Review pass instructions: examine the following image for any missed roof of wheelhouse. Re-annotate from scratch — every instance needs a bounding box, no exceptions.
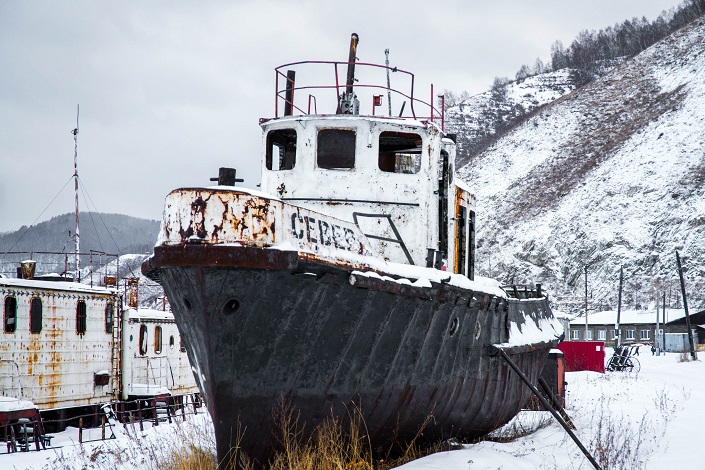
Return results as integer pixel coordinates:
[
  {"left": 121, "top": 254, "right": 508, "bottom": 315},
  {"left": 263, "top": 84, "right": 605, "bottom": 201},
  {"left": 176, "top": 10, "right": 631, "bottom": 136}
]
[{"left": 258, "top": 33, "right": 447, "bottom": 133}]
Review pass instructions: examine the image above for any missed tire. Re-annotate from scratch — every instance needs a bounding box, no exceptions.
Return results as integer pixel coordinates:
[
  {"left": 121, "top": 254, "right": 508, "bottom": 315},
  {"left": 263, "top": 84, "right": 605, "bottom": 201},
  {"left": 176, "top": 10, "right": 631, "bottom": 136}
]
[{"left": 628, "top": 358, "right": 641, "bottom": 373}]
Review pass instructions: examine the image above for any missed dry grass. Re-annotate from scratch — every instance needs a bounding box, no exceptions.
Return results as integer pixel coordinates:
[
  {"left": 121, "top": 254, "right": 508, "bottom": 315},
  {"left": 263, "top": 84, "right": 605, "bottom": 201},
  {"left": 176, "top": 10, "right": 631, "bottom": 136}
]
[{"left": 267, "top": 399, "right": 445, "bottom": 470}]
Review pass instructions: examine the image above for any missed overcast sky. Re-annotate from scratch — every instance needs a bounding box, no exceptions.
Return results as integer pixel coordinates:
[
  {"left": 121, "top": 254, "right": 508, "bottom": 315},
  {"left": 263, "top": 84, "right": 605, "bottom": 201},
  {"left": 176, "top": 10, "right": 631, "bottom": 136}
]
[{"left": 0, "top": 0, "right": 683, "bottom": 237}]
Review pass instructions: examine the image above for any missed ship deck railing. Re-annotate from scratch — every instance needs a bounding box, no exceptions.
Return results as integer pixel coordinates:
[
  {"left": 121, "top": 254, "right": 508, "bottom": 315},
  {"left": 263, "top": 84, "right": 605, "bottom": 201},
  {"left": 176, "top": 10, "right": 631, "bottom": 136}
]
[
  {"left": 503, "top": 284, "right": 546, "bottom": 299},
  {"left": 270, "top": 60, "right": 446, "bottom": 131}
]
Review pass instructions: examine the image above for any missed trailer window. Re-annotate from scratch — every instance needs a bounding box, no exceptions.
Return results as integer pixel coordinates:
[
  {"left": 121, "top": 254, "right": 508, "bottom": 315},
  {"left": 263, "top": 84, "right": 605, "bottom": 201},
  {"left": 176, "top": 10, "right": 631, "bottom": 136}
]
[
  {"left": 154, "top": 326, "right": 163, "bottom": 354},
  {"left": 266, "top": 128, "right": 297, "bottom": 170},
  {"left": 30, "top": 297, "right": 42, "bottom": 334},
  {"left": 105, "top": 302, "right": 114, "bottom": 334},
  {"left": 317, "top": 129, "right": 355, "bottom": 169},
  {"left": 76, "top": 300, "right": 87, "bottom": 335},
  {"left": 139, "top": 324, "right": 148, "bottom": 356},
  {"left": 4, "top": 296, "right": 17, "bottom": 333},
  {"left": 378, "top": 131, "right": 422, "bottom": 174}
]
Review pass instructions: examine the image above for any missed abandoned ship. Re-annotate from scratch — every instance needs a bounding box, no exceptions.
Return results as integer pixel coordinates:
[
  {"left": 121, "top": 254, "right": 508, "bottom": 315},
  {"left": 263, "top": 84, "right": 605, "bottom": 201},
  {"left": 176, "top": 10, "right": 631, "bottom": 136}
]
[{"left": 142, "top": 34, "right": 564, "bottom": 467}]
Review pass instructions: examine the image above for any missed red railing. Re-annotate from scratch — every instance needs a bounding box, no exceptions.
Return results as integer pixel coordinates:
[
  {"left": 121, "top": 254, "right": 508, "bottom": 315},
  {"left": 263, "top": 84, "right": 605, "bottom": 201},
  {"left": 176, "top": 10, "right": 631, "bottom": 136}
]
[{"left": 270, "top": 60, "right": 444, "bottom": 130}]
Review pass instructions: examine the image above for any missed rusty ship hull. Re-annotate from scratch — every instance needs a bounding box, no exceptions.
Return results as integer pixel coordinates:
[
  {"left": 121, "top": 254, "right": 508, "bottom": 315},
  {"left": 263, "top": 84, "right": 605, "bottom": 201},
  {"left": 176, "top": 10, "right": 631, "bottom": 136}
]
[
  {"left": 144, "top": 243, "right": 559, "bottom": 466},
  {"left": 143, "top": 35, "right": 563, "bottom": 467}
]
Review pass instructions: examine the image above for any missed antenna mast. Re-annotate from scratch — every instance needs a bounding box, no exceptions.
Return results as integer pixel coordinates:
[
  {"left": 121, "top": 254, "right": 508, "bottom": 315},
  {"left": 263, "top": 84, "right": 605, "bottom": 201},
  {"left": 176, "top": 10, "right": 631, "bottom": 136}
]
[
  {"left": 72, "top": 105, "right": 80, "bottom": 282},
  {"left": 385, "top": 48, "right": 392, "bottom": 117}
]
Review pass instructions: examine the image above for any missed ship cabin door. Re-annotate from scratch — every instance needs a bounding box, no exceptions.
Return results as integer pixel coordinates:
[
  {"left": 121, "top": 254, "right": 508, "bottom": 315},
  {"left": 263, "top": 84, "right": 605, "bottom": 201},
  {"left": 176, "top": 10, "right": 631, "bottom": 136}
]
[{"left": 453, "top": 185, "right": 475, "bottom": 279}]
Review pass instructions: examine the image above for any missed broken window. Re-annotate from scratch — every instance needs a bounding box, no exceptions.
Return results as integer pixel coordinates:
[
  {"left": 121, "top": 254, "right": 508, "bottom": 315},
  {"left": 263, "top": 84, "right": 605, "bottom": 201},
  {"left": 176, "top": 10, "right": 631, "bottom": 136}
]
[
  {"left": 266, "top": 128, "right": 297, "bottom": 170},
  {"left": 317, "top": 128, "right": 356, "bottom": 169},
  {"left": 105, "top": 302, "right": 114, "bottom": 334},
  {"left": 4, "top": 296, "right": 16, "bottom": 333},
  {"left": 378, "top": 131, "right": 422, "bottom": 174},
  {"left": 139, "top": 324, "right": 148, "bottom": 356},
  {"left": 76, "top": 300, "right": 87, "bottom": 335},
  {"left": 30, "top": 297, "right": 42, "bottom": 334}
]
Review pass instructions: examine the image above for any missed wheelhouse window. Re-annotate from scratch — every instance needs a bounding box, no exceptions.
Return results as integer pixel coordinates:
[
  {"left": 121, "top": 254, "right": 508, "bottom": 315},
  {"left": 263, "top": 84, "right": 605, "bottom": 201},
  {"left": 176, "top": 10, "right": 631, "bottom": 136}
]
[
  {"left": 378, "top": 131, "right": 422, "bottom": 174},
  {"left": 266, "top": 128, "right": 297, "bottom": 170},
  {"left": 30, "top": 297, "right": 42, "bottom": 334},
  {"left": 76, "top": 300, "right": 87, "bottom": 335},
  {"left": 105, "top": 302, "right": 114, "bottom": 334},
  {"left": 154, "top": 326, "right": 163, "bottom": 354},
  {"left": 317, "top": 128, "right": 356, "bottom": 169},
  {"left": 4, "top": 296, "right": 17, "bottom": 333},
  {"left": 139, "top": 324, "right": 148, "bottom": 356}
]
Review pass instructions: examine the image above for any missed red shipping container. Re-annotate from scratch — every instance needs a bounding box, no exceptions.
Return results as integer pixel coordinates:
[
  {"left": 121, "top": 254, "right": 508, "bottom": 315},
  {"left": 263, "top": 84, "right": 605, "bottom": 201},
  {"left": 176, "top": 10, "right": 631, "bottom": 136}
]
[{"left": 555, "top": 341, "right": 605, "bottom": 373}]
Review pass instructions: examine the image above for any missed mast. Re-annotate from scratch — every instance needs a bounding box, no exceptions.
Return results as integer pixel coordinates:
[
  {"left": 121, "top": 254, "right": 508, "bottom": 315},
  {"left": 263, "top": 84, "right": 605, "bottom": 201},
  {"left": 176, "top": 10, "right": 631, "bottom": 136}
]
[
  {"left": 72, "top": 105, "right": 80, "bottom": 282},
  {"left": 385, "top": 48, "right": 392, "bottom": 117}
]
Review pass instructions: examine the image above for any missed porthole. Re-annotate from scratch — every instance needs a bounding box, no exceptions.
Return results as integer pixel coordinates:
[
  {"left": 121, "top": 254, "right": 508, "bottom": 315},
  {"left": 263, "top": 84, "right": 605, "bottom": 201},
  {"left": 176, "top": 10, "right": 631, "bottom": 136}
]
[
  {"left": 449, "top": 318, "right": 459, "bottom": 336},
  {"left": 222, "top": 298, "right": 240, "bottom": 316},
  {"left": 183, "top": 297, "right": 192, "bottom": 310}
]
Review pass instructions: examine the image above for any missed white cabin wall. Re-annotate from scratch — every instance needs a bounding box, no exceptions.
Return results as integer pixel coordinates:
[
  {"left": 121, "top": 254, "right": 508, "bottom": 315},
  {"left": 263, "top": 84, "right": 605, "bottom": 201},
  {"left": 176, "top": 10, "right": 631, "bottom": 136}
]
[
  {"left": 260, "top": 117, "right": 443, "bottom": 266},
  {"left": 0, "top": 283, "right": 115, "bottom": 408},
  {"left": 121, "top": 308, "right": 198, "bottom": 399}
]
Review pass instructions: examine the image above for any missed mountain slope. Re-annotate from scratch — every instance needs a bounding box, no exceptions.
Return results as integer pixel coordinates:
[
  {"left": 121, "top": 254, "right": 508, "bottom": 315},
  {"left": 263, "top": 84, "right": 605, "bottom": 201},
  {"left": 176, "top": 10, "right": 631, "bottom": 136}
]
[
  {"left": 445, "top": 69, "right": 583, "bottom": 165},
  {"left": 457, "top": 19, "right": 705, "bottom": 313},
  {"left": 0, "top": 212, "right": 159, "bottom": 255}
]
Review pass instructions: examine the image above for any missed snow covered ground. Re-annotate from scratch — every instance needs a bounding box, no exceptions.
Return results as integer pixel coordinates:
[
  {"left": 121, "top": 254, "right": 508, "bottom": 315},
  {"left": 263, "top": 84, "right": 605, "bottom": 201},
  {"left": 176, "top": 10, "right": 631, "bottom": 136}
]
[{"left": 3, "top": 349, "right": 702, "bottom": 469}]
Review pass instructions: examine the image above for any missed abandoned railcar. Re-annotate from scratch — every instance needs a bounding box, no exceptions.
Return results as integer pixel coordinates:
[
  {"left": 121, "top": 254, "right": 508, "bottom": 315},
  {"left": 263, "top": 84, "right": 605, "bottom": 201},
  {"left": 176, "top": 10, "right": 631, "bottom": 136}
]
[{"left": 1, "top": 260, "right": 198, "bottom": 431}]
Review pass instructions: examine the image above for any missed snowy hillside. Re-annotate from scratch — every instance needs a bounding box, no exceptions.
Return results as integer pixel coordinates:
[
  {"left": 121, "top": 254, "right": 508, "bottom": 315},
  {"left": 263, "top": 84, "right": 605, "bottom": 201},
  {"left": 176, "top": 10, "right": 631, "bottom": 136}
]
[
  {"left": 445, "top": 69, "right": 583, "bottom": 165},
  {"left": 457, "top": 19, "right": 705, "bottom": 314}
]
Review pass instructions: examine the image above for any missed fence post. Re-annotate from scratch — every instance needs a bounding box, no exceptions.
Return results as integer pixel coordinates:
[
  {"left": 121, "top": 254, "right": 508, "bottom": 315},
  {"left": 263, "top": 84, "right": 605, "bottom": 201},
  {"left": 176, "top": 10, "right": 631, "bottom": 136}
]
[
  {"left": 138, "top": 400, "right": 144, "bottom": 432},
  {"left": 79, "top": 418, "right": 83, "bottom": 444},
  {"left": 102, "top": 415, "right": 106, "bottom": 440}
]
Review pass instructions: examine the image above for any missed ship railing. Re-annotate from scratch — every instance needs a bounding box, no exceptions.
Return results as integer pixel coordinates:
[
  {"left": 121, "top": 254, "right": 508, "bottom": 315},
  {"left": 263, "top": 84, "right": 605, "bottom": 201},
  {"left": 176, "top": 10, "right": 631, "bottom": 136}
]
[
  {"left": 0, "top": 250, "right": 120, "bottom": 288},
  {"left": 503, "top": 284, "right": 546, "bottom": 299},
  {"left": 271, "top": 60, "right": 445, "bottom": 130}
]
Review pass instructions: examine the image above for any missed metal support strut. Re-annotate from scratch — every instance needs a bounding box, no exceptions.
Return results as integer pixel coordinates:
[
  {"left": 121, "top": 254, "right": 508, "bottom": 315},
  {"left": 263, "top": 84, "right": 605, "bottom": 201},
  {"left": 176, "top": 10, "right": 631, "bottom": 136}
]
[{"left": 498, "top": 348, "right": 601, "bottom": 470}]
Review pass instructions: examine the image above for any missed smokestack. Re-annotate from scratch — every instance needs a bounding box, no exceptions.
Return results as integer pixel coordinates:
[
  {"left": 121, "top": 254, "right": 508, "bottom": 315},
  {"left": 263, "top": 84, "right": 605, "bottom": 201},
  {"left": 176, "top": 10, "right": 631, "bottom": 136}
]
[
  {"left": 345, "top": 33, "right": 359, "bottom": 95},
  {"left": 20, "top": 260, "right": 36, "bottom": 280},
  {"left": 339, "top": 33, "right": 360, "bottom": 115}
]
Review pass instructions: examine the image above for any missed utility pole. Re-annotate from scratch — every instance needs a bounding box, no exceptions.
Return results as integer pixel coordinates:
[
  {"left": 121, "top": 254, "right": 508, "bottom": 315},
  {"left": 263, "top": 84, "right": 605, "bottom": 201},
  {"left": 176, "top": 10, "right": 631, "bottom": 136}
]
[
  {"left": 584, "top": 265, "right": 588, "bottom": 340},
  {"left": 675, "top": 250, "right": 697, "bottom": 360},
  {"left": 655, "top": 293, "right": 660, "bottom": 356},
  {"left": 662, "top": 291, "right": 666, "bottom": 352},
  {"left": 616, "top": 266, "right": 623, "bottom": 349}
]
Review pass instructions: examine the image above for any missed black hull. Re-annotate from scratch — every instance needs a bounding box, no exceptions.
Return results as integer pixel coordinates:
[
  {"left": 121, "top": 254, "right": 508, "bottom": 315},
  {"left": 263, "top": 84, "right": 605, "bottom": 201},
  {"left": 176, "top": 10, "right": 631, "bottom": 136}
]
[{"left": 146, "top": 246, "right": 559, "bottom": 467}]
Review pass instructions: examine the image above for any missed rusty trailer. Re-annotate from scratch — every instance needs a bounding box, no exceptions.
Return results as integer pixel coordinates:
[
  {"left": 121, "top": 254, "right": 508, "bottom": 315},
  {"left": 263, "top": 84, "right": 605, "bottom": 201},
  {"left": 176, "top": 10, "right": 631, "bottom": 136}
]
[{"left": 1, "top": 255, "right": 198, "bottom": 435}]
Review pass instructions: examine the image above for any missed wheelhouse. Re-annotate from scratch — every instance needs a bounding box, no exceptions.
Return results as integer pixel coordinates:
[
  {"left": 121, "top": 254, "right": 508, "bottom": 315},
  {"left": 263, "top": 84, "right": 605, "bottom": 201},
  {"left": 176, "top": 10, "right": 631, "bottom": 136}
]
[{"left": 258, "top": 38, "right": 476, "bottom": 277}]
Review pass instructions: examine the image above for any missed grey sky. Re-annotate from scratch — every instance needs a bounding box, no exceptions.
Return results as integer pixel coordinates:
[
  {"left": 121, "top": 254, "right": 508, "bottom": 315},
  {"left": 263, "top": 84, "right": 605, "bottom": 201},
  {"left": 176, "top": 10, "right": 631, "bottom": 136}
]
[{"left": 0, "top": 0, "right": 683, "bottom": 236}]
